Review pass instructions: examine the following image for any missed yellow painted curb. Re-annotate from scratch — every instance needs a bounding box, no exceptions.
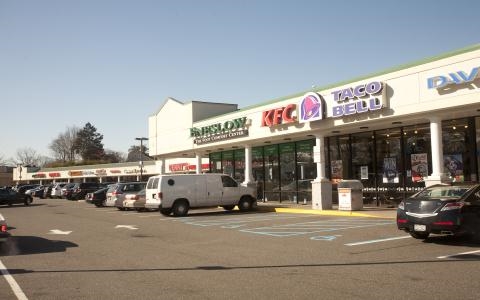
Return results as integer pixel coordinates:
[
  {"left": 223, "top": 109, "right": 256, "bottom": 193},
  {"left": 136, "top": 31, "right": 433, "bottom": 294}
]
[{"left": 269, "top": 207, "right": 395, "bottom": 219}]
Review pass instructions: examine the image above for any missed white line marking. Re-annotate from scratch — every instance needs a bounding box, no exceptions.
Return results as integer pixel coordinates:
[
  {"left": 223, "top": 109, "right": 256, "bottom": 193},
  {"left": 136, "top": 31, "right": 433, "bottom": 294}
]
[
  {"left": 437, "top": 250, "right": 480, "bottom": 259},
  {"left": 345, "top": 236, "right": 411, "bottom": 246},
  {"left": 0, "top": 259, "right": 29, "bottom": 300}
]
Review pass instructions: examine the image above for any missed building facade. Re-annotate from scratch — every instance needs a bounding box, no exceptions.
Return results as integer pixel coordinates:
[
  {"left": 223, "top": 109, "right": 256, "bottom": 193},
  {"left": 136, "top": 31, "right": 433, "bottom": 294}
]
[{"left": 149, "top": 44, "right": 480, "bottom": 209}]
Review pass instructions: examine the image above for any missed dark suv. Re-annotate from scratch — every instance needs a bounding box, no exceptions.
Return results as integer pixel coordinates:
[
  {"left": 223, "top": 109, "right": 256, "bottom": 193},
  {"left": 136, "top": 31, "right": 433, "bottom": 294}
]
[{"left": 69, "top": 182, "right": 103, "bottom": 200}]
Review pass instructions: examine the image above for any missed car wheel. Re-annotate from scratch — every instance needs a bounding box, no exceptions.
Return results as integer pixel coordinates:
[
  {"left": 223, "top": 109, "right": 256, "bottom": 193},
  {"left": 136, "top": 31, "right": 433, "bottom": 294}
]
[
  {"left": 410, "top": 232, "right": 429, "bottom": 239},
  {"left": 117, "top": 207, "right": 125, "bottom": 211},
  {"left": 222, "top": 205, "right": 235, "bottom": 211},
  {"left": 94, "top": 203, "right": 102, "bottom": 207},
  {"left": 101, "top": 200, "right": 107, "bottom": 207},
  {"left": 172, "top": 200, "right": 189, "bottom": 217},
  {"left": 160, "top": 208, "right": 172, "bottom": 216},
  {"left": 238, "top": 196, "right": 253, "bottom": 212},
  {"left": 24, "top": 197, "right": 33, "bottom": 206}
]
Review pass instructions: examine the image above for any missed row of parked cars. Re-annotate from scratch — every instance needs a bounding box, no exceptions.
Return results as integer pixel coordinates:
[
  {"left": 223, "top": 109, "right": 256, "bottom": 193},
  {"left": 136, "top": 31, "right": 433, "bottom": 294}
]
[{"left": 16, "top": 181, "right": 149, "bottom": 211}]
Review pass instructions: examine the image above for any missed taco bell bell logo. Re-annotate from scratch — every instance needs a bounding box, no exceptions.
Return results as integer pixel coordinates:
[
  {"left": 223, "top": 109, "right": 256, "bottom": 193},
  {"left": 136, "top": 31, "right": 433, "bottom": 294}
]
[{"left": 299, "top": 92, "right": 324, "bottom": 123}]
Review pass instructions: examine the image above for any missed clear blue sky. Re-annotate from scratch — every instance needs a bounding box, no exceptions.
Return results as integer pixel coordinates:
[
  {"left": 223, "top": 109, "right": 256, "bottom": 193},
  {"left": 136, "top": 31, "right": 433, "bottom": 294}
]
[{"left": 1, "top": 0, "right": 479, "bottom": 162}]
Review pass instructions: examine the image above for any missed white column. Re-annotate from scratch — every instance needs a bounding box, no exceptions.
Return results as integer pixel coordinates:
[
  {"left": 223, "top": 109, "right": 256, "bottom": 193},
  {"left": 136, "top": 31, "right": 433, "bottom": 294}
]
[
  {"left": 425, "top": 117, "right": 447, "bottom": 186},
  {"left": 314, "top": 135, "right": 327, "bottom": 181},
  {"left": 312, "top": 134, "right": 332, "bottom": 210},
  {"left": 195, "top": 153, "right": 202, "bottom": 174},
  {"left": 243, "top": 145, "right": 254, "bottom": 185}
]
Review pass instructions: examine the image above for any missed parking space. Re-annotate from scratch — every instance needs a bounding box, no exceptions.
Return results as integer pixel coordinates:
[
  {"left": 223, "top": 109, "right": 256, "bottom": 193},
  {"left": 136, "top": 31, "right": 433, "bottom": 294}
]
[{"left": 82, "top": 204, "right": 399, "bottom": 243}]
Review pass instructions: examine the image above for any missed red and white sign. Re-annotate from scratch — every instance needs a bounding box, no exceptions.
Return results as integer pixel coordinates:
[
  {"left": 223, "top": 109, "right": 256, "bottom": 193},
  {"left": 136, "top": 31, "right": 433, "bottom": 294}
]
[{"left": 261, "top": 104, "right": 296, "bottom": 127}]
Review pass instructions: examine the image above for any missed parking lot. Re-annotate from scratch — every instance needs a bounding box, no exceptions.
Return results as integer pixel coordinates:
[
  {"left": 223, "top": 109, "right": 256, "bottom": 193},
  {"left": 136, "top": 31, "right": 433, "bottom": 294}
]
[{"left": 1, "top": 198, "right": 480, "bottom": 299}]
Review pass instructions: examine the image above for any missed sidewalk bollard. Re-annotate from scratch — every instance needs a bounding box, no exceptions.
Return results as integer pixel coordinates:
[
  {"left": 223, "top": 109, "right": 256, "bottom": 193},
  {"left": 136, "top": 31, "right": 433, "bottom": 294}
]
[{"left": 303, "top": 198, "right": 307, "bottom": 205}]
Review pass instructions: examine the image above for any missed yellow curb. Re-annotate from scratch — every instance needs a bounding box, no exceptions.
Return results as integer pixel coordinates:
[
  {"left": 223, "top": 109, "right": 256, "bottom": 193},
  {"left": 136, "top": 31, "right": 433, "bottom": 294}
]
[{"left": 270, "top": 207, "right": 395, "bottom": 219}]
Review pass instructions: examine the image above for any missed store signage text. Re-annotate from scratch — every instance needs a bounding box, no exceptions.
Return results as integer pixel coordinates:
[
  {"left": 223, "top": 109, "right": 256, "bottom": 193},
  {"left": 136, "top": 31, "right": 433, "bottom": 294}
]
[
  {"left": 49, "top": 172, "right": 61, "bottom": 178},
  {"left": 194, "top": 129, "right": 249, "bottom": 145},
  {"left": 331, "top": 81, "right": 383, "bottom": 117},
  {"left": 191, "top": 117, "right": 249, "bottom": 145},
  {"left": 32, "top": 173, "right": 46, "bottom": 178},
  {"left": 190, "top": 117, "right": 248, "bottom": 137},
  {"left": 427, "top": 66, "right": 479, "bottom": 89},
  {"left": 69, "top": 171, "right": 83, "bottom": 176},
  {"left": 261, "top": 104, "right": 296, "bottom": 127}
]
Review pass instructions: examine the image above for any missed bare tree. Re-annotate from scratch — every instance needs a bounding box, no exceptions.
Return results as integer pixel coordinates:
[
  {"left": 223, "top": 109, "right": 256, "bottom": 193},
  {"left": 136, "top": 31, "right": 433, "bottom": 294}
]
[
  {"left": 49, "top": 126, "right": 79, "bottom": 162},
  {"left": 13, "top": 147, "right": 42, "bottom": 166},
  {"left": 0, "top": 154, "right": 7, "bottom": 165}
]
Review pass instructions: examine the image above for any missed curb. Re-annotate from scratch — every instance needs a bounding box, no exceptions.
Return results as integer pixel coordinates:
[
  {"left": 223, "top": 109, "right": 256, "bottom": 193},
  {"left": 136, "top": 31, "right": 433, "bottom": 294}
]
[{"left": 256, "top": 206, "right": 396, "bottom": 219}]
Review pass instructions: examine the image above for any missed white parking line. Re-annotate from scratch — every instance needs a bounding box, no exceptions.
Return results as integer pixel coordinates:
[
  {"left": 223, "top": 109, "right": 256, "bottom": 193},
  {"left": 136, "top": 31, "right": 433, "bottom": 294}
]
[
  {"left": 0, "top": 259, "right": 28, "bottom": 300},
  {"left": 345, "top": 236, "right": 411, "bottom": 246},
  {"left": 437, "top": 250, "right": 480, "bottom": 259}
]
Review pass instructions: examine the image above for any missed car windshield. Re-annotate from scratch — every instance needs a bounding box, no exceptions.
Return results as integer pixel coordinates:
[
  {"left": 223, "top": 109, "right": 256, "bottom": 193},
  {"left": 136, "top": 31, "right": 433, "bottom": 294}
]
[{"left": 414, "top": 185, "right": 475, "bottom": 199}]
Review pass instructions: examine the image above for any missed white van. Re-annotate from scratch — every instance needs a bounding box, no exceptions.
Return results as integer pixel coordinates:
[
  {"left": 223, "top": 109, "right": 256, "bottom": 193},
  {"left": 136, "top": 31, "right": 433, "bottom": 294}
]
[{"left": 145, "top": 173, "right": 256, "bottom": 217}]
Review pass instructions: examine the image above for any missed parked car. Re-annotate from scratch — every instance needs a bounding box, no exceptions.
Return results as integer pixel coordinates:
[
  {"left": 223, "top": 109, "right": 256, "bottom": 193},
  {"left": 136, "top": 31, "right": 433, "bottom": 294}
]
[
  {"left": 61, "top": 183, "right": 77, "bottom": 199},
  {"left": 0, "top": 188, "right": 33, "bottom": 206},
  {"left": 86, "top": 187, "right": 109, "bottom": 207},
  {"left": 51, "top": 183, "right": 67, "bottom": 198},
  {"left": 0, "top": 213, "right": 10, "bottom": 243},
  {"left": 43, "top": 184, "right": 54, "bottom": 198},
  {"left": 105, "top": 182, "right": 146, "bottom": 209},
  {"left": 122, "top": 189, "right": 147, "bottom": 211},
  {"left": 24, "top": 184, "right": 41, "bottom": 196},
  {"left": 69, "top": 182, "right": 103, "bottom": 200},
  {"left": 30, "top": 185, "right": 47, "bottom": 198},
  {"left": 397, "top": 183, "right": 480, "bottom": 239}
]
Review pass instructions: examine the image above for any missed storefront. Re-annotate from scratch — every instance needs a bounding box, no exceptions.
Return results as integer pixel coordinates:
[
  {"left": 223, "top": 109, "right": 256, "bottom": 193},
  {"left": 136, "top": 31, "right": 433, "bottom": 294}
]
[{"left": 153, "top": 45, "right": 480, "bottom": 208}]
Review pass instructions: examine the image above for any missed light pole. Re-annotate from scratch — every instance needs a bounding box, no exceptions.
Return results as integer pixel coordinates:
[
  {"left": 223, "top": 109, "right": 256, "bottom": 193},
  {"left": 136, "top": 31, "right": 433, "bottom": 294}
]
[{"left": 135, "top": 137, "right": 148, "bottom": 181}]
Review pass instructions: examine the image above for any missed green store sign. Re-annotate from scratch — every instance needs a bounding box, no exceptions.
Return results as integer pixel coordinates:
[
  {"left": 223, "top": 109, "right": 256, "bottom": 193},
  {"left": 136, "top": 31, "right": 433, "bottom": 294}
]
[{"left": 190, "top": 117, "right": 249, "bottom": 145}]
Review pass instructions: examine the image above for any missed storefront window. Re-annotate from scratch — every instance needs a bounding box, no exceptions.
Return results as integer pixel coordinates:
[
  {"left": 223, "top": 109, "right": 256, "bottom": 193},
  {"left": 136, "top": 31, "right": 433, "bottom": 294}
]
[
  {"left": 328, "top": 135, "right": 350, "bottom": 183},
  {"left": 442, "top": 118, "right": 475, "bottom": 182},
  {"left": 376, "top": 128, "right": 403, "bottom": 205},
  {"left": 264, "top": 145, "right": 279, "bottom": 200},
  {"left": 252, "top": 147, "right": 264, "bottom": 200},
  {"left": 403, "top": 123, "right": 430, "bottom": 191},
  {"left": 222, "top": 151, "right": 234, "bottom": 178},
  {"left": 296, "top": 139, "right": 315, "bottom": 202},
  {"left": 233, "top": 149, "right": 245, "bottom": 182},
  {"left": 279, "top": 143, "right": 295, "bottom": 202},
  {"left": 476, "top": 117, "right": 480, "bottom": 182},
  {"left": 209, "top": 152, "right": 222, "bottom": 173}
]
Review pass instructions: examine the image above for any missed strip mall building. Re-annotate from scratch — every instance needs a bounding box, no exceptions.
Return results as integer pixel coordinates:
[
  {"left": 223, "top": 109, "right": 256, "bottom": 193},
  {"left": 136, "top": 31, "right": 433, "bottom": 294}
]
[{"left": 14, "top": 45, "right": 480, "bottom": 209}]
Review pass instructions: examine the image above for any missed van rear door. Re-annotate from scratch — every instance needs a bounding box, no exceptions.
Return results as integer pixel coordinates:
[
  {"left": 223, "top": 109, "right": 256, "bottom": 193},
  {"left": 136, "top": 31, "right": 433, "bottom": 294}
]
[{"left": 145, "top": 176, "right": 160, "bottom": 208}]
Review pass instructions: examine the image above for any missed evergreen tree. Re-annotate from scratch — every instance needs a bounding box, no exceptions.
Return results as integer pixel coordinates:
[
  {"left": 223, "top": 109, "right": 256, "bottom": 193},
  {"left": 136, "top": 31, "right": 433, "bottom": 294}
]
[{"left": 74, "top": 122, "right": 105, "bottom": 161}]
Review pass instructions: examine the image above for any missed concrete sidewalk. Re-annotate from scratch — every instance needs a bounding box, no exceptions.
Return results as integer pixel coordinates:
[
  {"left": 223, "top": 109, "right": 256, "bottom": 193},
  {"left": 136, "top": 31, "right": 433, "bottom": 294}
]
[{"left": 256, "top": 202, "right": 397, "bottom": 219}]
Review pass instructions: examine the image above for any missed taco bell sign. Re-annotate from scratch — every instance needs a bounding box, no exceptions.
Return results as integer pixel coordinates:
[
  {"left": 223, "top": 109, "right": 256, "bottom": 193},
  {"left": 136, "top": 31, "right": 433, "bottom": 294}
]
[{"left": 298, "top": 92, "right": 324, "bottom": 123}]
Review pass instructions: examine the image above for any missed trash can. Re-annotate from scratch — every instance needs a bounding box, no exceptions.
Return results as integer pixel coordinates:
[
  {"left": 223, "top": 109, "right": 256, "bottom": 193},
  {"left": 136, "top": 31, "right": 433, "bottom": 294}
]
[{"left": 337, "top": 180, "right": 363, "bottom": 211}]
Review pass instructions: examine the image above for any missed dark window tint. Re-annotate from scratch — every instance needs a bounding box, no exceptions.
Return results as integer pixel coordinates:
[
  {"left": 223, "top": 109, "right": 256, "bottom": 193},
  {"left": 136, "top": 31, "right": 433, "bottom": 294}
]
[{"left": 221, "top": 176, "right": 238, "bottom": 187}]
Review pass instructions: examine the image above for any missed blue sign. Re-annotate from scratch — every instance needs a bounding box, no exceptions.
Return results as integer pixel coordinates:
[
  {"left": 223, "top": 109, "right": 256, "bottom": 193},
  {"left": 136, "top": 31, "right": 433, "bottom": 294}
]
[
  {"left": 427, "top": 66, "right": 479, "bottom": 89},
  {"left": 331, "top": 81, "right": 384, "bottom": 117}
]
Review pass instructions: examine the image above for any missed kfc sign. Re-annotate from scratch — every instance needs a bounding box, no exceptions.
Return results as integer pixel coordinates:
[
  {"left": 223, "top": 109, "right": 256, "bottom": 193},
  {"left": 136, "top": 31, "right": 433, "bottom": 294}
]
[{"left": 261, "top": 104, "right": 296, "bottom": 127}]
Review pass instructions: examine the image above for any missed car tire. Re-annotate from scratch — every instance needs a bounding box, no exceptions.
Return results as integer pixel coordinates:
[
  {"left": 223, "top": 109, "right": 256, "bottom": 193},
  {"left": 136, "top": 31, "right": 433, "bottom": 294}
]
[
  {"left": 24, "top": 197, "right": 33, "bottom": 206},
  {"left": 410, "top": 232, "right": 429, "bottom": 239},
  {"left": 172, "top": 200, "right": 189, "bottom": 217},
  {"left": 238, "top": 196, "right": 253, "bottom": 212},
  {"left": 94, "top": 203, "right": 102, "bottom": 207},
  {"left": 222, "top": 205, "right": 235, "bottom": 211},
  {"left": 160, "top": 208, "right": 172, "bottom": 216},
  {"left": 117, "top": 207, "right": 125, "bottom": 211}
]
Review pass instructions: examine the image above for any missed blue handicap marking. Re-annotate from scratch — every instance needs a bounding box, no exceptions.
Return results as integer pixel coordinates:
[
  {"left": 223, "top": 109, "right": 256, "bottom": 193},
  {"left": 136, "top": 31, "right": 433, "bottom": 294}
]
[{"left": 310, "top": 235, "right": 341, "bottom": 241}]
